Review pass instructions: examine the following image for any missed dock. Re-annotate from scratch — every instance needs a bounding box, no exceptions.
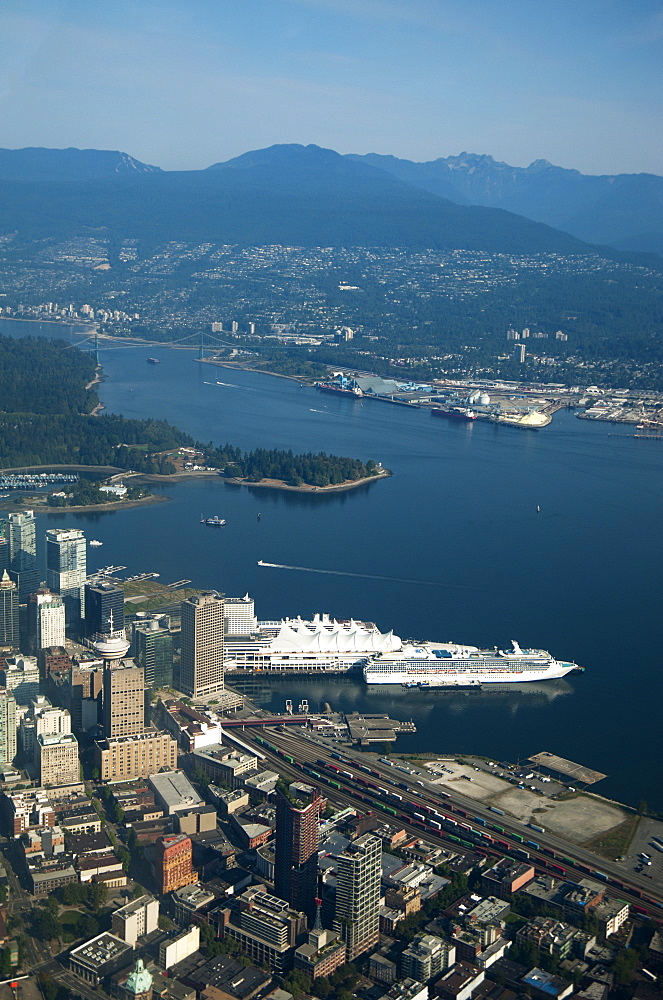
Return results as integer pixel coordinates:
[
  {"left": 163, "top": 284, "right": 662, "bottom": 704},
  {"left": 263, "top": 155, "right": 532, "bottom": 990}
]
[
  {"left": 529, "top": 751, "right": 606, "bottom": 785},
  {"left": 345, "top": 712, "right": 416, "bottom": 745}
]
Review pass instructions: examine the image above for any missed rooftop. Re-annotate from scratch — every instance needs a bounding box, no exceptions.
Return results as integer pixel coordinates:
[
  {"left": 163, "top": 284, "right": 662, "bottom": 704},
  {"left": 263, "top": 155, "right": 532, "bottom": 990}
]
[
  {"left": 70, "top": 932, "right": 133, "bottom": 970},
  {"left": 148, "top": 771, "right": 203, "bottom": 810}
]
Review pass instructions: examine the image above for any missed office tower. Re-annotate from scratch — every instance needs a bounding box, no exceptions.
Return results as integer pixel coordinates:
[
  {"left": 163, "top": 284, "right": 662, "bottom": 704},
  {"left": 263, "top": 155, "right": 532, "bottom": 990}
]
[
  {"left": 155, "top": 834, "right": 196, "bottom": 894},
  {"left": 1, "top": 656, "right": 40, "bottom": 703},
  {"left": 514, "top": 343, "right": 526, "bottom": 363},
  {"left": 103, "top": 664, "right": 144, "bottom": 737},
  {"left": 27, "top": 589, "right": 66, "bottom": 654},
  {"left": 36, "top": 731, "right": 79, "bottom": 786},
  {"left": 85, "top": 581, "right": 125, "bottom": 638},
  {"left": 274, "top": 784, "right": 325, "bottom": 921},
  {"left": 333, "top": 833, "right": 381, "bottom": 960},
  {"left": 7, "top": 510, "right": 40, "bottom": 602},
  {"left": 180, "top": 592, "right": 224, "bottom": 700},
  {"left": 111, "top": 895, "right": 159, "bottom": 947},
  {"left": 0, "top": 571, "right": 19, "bottom": 647},
  {"left": 95, "top": 731, "right": 177, "bottom": 781},
  {"left": 224, "top": 595, "right": 257, "bottom": 635},
  {"left": 20, "top": 696, "right": 71, "bottom": 759},
  {"left": 220, "top": 886, "right": 307, "bottom": 975},
  {"left": 45, "top": 528, "right": 86, "bottom": 627},
  {"left": 133, "top": 617, "right": 173, "bottom": 690},
  {"left": 0, "top": 688, "right": 17, "bottom": 765},
  {"left": 0, "top": 534, "right": 8, "bottom": 574}
]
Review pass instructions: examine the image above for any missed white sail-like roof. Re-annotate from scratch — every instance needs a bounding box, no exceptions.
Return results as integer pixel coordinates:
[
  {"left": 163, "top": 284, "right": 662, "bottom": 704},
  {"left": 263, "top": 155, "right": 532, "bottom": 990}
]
[{"left": 268, "top": 616, "right": 402, "bottom": 654}]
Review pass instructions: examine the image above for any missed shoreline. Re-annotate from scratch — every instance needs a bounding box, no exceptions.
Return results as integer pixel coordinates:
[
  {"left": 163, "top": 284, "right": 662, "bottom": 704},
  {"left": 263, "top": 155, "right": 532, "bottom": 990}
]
[
  {"left": 224, "top": 470, "right": 391, "bottom": 493},
  {"left": 0, "top": 316, "right": 97, "bottom": 333},
  {"left": 41, "top": 494, "right": 170, "bottom": 514}
]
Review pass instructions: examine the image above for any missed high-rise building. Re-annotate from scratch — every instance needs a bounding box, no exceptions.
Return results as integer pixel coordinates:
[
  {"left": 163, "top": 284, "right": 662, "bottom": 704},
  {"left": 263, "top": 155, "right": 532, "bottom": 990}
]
[
  {"left": 0, "top": 533, "right": 9, "bottom": 575},
  {"left": 20, "top": 695, "right": 71, "bottom": 758},
  {"left": 155, "top": 834, "right": 196, "bottom": 894},
  {"left": 111, "top": 895, "right": 159, "bottom": 946},
  {"left": 46, "top": 528, "right": 86, "bottom": 627},
  {"left": 514, "top": 343, "right": 526, "bottom": 363},
  {"left": 333, "top": 833, "right": 381, "bottom": 960},
  {"left": 274, "top": 783, "right": 325, "bottom": 921},
  {"left": 27, "top": 589, "right": 66, "bottom": 654},
  {"left": 1, "top": 656, "right": 40, "bottom": 704},
  {"left": 103, "top": 664, "right": 144, "bottom": 738},
  {"left": 180, "top": 592, "right": 224, "bottom": 700},
  {"left": 85, "top": 581, "right": 125, "bottom": 638},
  {"left": 94, "top": 731, "right": 177, "bottom": 781},
  {"left": 7, "top": 510, "right": 40, "bottom": 602},
  {"left": 0, "top": 688, "right": 17, "bottom": 765},
  {"left": 133, "top": 617, "right": 173, "bottom": 690},
  {"left": 219, "top": 885, "right": 307, "bottom": 975},
  {"left": 0, "top": 571, "right": 19, "bottom": 647},
  {"left": 224, "top": 595, "right": 257, "bottom": 635},
  {"left": 36, "top": 731, "right": 79, "bottom": 787}
]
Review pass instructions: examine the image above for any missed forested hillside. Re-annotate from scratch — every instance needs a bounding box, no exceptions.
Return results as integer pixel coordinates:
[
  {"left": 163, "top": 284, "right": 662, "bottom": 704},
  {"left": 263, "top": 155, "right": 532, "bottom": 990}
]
[{"left": 0, "top": 337, "right": 379, "bottom": 487}]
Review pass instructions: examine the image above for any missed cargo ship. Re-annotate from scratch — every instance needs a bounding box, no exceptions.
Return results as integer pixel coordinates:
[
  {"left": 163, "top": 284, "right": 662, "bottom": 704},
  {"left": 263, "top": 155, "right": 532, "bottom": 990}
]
[
  {"left": 432, "top": 406, "right": 476, "bottom": 421},
  {"left": 363, "top": 639, "right": 580, "bottom": 687},
  {"left": 317, "top": 383, "right": 363, "bottom": 398}
]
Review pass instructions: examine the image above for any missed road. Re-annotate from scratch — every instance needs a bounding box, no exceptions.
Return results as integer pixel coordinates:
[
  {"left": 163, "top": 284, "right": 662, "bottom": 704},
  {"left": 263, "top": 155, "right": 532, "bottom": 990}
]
[{"left": 0, "top": 843, "right": 58, "bottom": 974}]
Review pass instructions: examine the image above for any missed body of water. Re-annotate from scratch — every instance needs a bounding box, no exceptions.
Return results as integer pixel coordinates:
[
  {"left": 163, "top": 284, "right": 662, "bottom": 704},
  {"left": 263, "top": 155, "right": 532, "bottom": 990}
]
[{"left": 2, "top": 319, "right": 662, "bottom": 809}]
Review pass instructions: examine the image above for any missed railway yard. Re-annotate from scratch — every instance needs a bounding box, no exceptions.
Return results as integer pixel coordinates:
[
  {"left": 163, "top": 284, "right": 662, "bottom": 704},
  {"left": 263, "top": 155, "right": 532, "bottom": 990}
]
[{"left": 230, "top": 724, "right": 663, "bottom": 922}]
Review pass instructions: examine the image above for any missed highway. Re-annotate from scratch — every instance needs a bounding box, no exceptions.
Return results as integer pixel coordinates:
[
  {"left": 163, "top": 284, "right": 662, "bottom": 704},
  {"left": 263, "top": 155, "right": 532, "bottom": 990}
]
[{"left": 237, "top": 727, "right": 663, "bottom": 919}]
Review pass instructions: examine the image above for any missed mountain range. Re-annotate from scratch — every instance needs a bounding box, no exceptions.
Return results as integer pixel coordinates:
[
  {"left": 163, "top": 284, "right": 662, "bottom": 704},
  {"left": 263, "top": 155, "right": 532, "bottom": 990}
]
[
  {"left": 0, "top": 143, "right": 660, "bottom": 257},
  {"left": 348, "top": 152, "right": 663, "bottom": 255}
]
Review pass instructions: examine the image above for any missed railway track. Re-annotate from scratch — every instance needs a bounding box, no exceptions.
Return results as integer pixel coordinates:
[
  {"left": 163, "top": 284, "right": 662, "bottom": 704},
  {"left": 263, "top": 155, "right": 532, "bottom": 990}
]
[{"left": 233, "top": 727, "right": 663, "bottom": 921}]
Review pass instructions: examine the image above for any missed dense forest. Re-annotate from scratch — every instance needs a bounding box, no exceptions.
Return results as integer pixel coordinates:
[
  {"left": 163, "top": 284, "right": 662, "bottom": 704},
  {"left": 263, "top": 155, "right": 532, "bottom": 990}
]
[
  {"left": 0, "top": 411, "right": 193, "bottom": 472},
  {"left": 0, "top": 337, "right": 379, "bottom": 488},
  {"left": 0, "top": 334, "right": 98, "bottom": 413},
  {"left": 206, "top": 444, "right": 380, "bottom": 487}
]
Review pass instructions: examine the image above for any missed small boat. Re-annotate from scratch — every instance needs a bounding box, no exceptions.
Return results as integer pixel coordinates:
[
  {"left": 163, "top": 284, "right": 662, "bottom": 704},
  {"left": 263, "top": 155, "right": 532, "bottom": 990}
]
[
  {"left": 89, "top": 539, "right": 103, "bottom": 547},
  {"left": 146, "top": 357, "right": 160, "bottom": 364},
  {"left": 257, "top": 513, "right": 261, "bottom": 521},
  {"left": 537, "top": 505, "right": 541, "bottom": 513},
  {"left": 201, "top": 515, "right": 226, "bottom": 526},
  {"left": 257, "top": 559, "right": 265, "bottom": 566}
]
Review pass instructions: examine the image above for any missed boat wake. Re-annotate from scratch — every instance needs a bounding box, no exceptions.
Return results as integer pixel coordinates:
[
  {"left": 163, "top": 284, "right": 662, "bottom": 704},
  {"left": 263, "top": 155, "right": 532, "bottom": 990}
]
[{"left": 257, "top": 561, "right": 481, "bottom": 590}]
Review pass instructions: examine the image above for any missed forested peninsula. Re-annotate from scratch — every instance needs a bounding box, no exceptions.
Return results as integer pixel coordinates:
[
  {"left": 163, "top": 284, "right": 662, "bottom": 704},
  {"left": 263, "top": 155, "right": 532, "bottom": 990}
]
[{"left": 0, "top": 336, "right": 384, "bottom": 492}]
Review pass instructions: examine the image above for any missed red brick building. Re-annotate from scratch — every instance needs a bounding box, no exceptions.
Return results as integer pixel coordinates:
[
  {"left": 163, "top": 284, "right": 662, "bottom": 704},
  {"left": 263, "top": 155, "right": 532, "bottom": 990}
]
[{"left": 155, "top": 834, "right": 196, "bottom": 894}]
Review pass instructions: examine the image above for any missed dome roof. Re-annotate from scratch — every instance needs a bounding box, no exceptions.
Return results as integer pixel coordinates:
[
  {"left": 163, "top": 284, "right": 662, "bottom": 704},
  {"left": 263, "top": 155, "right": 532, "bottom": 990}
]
[{"left": 125, "top": 959, "right": 153, "bottom": 995}]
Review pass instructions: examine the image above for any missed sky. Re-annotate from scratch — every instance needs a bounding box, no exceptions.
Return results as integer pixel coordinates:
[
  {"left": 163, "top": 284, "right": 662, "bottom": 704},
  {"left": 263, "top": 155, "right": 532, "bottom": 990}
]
[{"left": 0, "top": 0, "right": 661, "bottom": 175}]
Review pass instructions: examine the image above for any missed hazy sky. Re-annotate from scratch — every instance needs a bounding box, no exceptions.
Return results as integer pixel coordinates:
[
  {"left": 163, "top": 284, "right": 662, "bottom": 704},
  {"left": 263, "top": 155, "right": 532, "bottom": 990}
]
[{"left": 1, "top": 0, "right": 661, "bottom": 175}]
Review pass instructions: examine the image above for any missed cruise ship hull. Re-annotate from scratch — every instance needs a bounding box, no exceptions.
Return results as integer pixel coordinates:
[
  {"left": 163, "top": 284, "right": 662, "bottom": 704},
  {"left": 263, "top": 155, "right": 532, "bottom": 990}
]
[{"left": 363, "top": 642, "right": 579, "bottom": 687}]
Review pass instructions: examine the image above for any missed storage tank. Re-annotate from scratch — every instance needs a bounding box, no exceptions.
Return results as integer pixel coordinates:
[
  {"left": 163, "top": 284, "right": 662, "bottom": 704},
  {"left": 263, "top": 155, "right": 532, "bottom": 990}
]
[{"left": 478, "top": 392, "right": 491, "bottom": 405}]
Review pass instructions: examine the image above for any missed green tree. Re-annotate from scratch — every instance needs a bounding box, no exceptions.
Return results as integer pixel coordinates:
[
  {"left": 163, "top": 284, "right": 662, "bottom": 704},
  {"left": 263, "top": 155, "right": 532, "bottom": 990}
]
[
  {"left": 0, "top": 948, "right": 12, "bottom": 977},
  {"left": 33, "top": 909, "right": 61, "bottom": 942},
  {"left": 87, "top": 882, "right": 108, "bottom": 910}
]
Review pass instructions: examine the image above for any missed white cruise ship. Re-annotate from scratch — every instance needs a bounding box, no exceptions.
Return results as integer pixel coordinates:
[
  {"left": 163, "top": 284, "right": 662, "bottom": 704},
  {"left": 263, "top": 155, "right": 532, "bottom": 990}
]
[{"left": 362, "top": 640, "right": 580, "bottom": 687}]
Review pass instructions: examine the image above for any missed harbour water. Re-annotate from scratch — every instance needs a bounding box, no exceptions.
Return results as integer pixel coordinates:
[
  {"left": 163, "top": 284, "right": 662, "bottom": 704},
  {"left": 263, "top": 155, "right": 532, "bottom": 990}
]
[{"left": 3, "top": 320, "right": 663, "bottom": 810}]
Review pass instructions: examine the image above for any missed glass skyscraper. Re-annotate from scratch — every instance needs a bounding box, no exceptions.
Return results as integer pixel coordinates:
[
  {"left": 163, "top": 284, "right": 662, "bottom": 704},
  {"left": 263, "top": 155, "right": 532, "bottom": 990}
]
[{"left": 46, "top": 528, "right": 86, "bottom": 628}]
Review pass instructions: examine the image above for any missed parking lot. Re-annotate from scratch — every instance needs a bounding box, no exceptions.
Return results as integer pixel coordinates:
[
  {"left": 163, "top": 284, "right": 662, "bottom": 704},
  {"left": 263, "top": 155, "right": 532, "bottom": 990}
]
[
  {"left": 421, "top": 757, "right": 628, "bottom": 844},
  {"left": 623, "top": 816, "right": 663, "bottom": 885}
]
